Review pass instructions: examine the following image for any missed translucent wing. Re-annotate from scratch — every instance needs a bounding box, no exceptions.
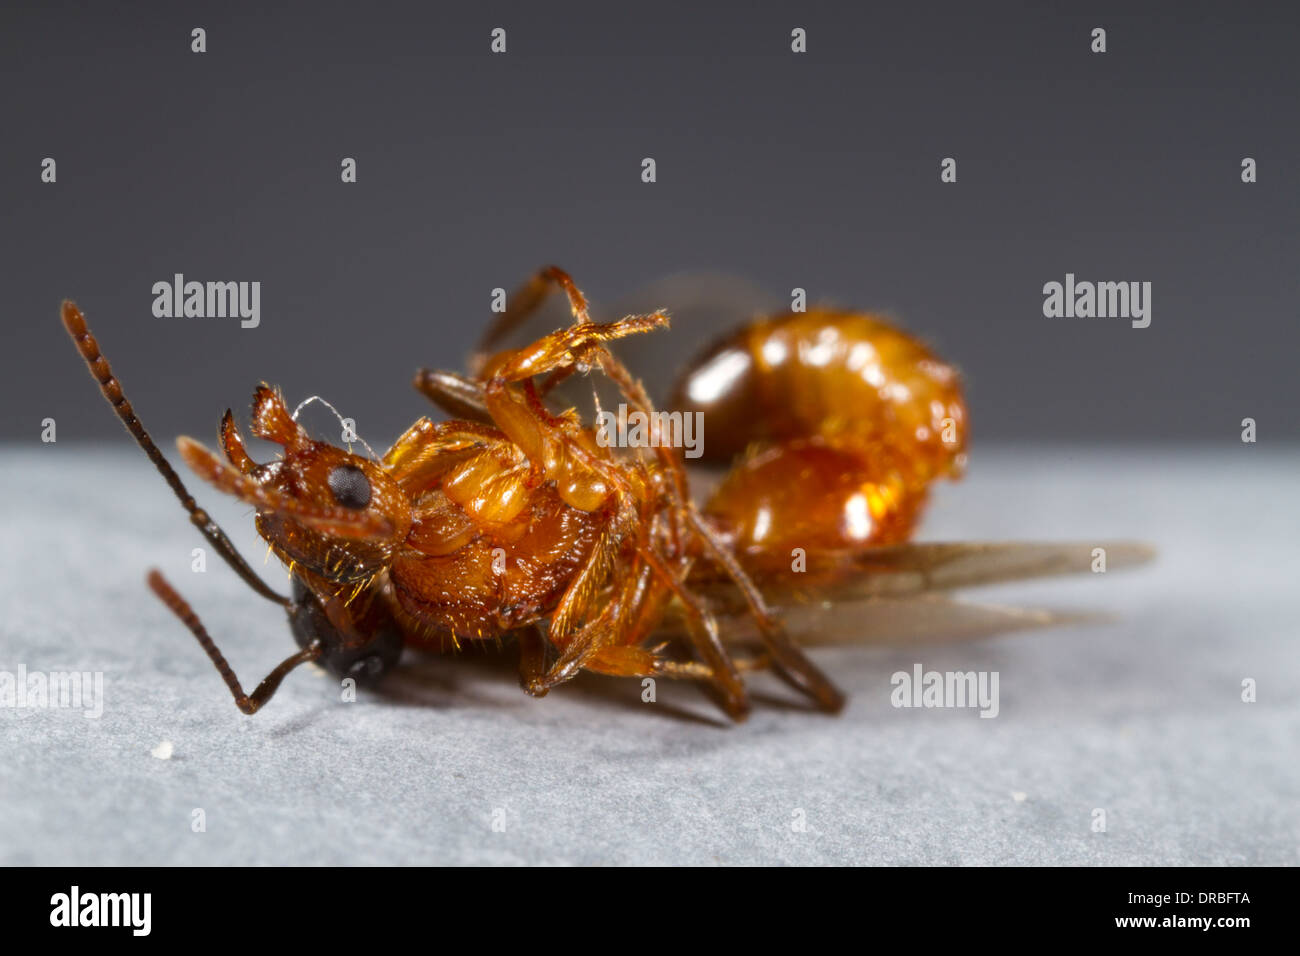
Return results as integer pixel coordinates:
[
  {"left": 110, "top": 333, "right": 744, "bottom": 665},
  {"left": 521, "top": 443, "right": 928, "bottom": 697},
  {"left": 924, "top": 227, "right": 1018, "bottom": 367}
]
[
  {"left": 687, "top": 540, "right": 1154, "bottom": 647},
  {"left": 716, "top": 594, "right": 1106, "bottom": 648}
]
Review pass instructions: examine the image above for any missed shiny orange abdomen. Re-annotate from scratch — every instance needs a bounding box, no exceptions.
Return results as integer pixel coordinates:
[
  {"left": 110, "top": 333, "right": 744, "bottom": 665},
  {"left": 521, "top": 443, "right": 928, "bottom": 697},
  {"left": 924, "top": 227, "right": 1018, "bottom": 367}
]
[{"left": 671, "top": 310, "right": 968, "bottom": 556}]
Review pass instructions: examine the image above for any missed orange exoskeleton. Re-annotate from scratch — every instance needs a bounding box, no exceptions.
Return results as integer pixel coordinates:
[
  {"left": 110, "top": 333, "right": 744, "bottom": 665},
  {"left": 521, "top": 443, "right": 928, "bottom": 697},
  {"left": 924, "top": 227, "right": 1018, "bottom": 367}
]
[{"left": 62, "top": 268, "right": 1150, "bottom": 720}]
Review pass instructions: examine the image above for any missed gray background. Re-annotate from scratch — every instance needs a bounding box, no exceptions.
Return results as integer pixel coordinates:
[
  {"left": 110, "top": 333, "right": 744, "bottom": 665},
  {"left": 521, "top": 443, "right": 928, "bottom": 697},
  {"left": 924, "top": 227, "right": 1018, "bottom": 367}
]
[{"left": 2, "top": 1, "right": 1298, "bottom": 443}]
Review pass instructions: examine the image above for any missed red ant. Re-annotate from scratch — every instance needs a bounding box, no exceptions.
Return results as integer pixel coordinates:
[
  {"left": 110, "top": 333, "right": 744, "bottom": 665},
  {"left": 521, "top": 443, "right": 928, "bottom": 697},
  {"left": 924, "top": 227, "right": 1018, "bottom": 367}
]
[{"left": 62, "top": 267, "right": 1149, "bottom": 720}]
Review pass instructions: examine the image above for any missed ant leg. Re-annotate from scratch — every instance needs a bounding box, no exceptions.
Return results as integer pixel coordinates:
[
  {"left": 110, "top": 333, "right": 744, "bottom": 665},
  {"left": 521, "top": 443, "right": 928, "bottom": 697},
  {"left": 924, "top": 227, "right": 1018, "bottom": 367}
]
[
  {"left": 493, "top": 312, "right": 667, "bottom": 378},
  {"left": 382, "top": 417, "right": 501, "bottom": 487},
  {"left": 519, "top": 603, "right": 618, "bottom": 696},
  {"left": 547, "top": 500, "right": 643, "bottom": 642},
  {"left": 636, "top": 543, "right": 749, "bottom": 720},
  {"left": 471, "top": 266, "right": 592, "bottom": 373},
  {"left": 413, "top": 367, "right": 579, "bottom": 422},
  {"left": 580, "top": 338, "right": 694, "bottom": 551},
  {"left": 412, "top": 367, "right": 580, "bottom": 425},
  {"left": 147, "top": 570, "right": 320, "bottom": 714},
  {"left": 412, "top": 369, "right": 493, "bottom": 423},
  {"left": 581, "top": 644, "right": 663, "bottom": 678},
  {"left": 417, "top": 268, "right": 591, "bottom": 415},
  {"left": 636, "top": 652, "right": 773, "bottom": 679},
  {"left": 684, "top": 510, "right": 845, "bottom": 713},
  {"left": 553, "top": 496, "right": 748, "bottom": 717},
  {"left": 523, "top": 540, "right": 751, "bottom": 721},
  {"left": 516, "top": 625, "right": 549, "bottom": 690},
  {"left": 577, "top": 645, "right": 777, "bottom": 717},
  {"left": 479, "top": 313, "right": 668, "bottom": 483},
  {"left": 597, "top": 354, "right": 842, "bottom": 714},
  {"left": 61, "top": 302, "right": 289, "bottom": 608},
  {"left": 522, "top": 550, "right": 663, "bottom": 698}
]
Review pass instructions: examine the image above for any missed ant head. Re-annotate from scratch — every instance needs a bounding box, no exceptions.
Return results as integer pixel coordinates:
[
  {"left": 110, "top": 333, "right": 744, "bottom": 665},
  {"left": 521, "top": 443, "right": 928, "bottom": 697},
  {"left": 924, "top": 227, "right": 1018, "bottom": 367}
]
[{"left": 177, "top": 385, "right": 412, "bottom": 583}]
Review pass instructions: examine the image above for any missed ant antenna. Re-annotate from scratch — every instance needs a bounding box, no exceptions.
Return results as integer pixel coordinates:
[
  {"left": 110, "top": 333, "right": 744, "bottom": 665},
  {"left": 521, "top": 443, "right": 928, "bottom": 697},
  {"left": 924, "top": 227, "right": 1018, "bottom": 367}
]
[
  {"left": 291, "top": 395, "right": 380, "bottom": 463},
  {"left": 60, "top": 301, "right": 289, "bottom": 608},
  {"left": 147, "top": 570, "right": 320, "bottom": 714}
]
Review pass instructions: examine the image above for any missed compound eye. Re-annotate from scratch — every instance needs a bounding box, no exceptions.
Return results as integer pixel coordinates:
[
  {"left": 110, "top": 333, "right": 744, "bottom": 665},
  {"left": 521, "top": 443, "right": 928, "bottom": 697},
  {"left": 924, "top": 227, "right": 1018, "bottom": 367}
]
[{"left": 327, "top": 464, "right": 372, "bottom": 510}]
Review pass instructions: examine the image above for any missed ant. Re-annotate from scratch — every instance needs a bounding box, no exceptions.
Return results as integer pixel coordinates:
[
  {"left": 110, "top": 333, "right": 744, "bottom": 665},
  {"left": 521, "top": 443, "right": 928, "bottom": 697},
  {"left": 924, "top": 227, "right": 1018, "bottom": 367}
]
[{"left": 62, "top": 267, "right": 1148, "bottom": 720}]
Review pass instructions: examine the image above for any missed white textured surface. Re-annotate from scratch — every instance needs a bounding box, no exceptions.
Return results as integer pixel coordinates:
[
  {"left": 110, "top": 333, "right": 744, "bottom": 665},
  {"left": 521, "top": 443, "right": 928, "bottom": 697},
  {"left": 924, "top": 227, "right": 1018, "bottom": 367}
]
[{"left": 0, "top": 444, "right": 1296, "bottom": 865}]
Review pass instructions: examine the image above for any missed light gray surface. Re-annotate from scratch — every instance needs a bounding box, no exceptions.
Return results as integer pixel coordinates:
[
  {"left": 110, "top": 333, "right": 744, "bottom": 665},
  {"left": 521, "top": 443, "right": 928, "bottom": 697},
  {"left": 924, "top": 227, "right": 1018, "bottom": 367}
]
[{"left": 0, "top": 444, "right": 1296, "bottom": 865}]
